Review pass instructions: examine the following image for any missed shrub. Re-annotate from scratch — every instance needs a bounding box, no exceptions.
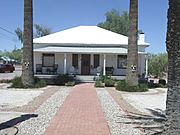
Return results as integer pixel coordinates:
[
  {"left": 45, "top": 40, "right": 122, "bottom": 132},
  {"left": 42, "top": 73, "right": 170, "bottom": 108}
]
[
  {"left": 99, "top": 75, "right": 111, "bottom": 83},
  {"left": 65, "top": 81, "right": 75, "bottom": 87},
  {"left": 0, "top": 79, "right": 12, "bottom": 83},
  {"left": 138, "top": 84, "right": 148, "bottom": 92},
  {"left": 95, "top": 80, "right": 104, "bottom": 88},
  {"left": 104, "top": 78, "right": 115, "bottom": 87},
  {"left": 11, "top": 77, "right": 25, "bottom": 88},
  {"left": 55, "top": 74, "right": 74, "bottom": 85},
  {"left": 11, "top": 76, "right": 47, "bottom": 88},
  {"left": 34, "top": 78, "right": 47, "bottom": 88},
  {"left": 116, "top": 80, "right": 148, "bottom": 92}
]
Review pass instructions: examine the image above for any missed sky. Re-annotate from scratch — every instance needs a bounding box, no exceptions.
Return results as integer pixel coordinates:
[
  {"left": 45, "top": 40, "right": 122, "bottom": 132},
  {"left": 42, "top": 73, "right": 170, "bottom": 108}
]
[{"left": 0, "top": 0, "right": 168, "bottom": 54}]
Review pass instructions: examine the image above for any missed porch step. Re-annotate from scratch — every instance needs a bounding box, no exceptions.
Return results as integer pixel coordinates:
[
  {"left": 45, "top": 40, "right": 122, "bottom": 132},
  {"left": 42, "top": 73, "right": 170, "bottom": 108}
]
[{"left": 75, "top": 75, "right": 96, "bottom": 83}]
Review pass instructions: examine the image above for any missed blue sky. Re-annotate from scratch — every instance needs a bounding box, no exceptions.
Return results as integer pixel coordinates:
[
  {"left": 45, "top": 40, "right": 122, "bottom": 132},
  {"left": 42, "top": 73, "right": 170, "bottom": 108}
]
[{"left": 0, "top": 0, "right": 168, "bottom": 53}]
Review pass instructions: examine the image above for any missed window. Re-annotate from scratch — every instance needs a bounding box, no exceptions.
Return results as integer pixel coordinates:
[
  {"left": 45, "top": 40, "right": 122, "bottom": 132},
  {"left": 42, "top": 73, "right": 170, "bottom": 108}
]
[
  {"left": 42, "top": 54, "right": 55, "bottom": 67},
  {"left": 117, "top": 55, "right": 127, "bottom": 69},
  {"left": 72, "top": 54, "right": 78, "bottom": 68},
  {"left": 94, "top": 54, "right": 99, "bottom": 68}
]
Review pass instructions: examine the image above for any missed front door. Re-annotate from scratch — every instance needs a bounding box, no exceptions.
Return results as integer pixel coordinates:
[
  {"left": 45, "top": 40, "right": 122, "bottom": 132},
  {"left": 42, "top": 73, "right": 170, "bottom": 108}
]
[{"left": 81, "top": 54, "right": 90, "bottom": 75}]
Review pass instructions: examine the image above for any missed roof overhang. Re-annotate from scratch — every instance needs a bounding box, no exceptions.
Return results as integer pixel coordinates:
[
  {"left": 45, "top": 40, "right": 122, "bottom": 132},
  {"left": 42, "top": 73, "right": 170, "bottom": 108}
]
[{"left": 34, "top": 46, "right": 147, "bottom": 55}]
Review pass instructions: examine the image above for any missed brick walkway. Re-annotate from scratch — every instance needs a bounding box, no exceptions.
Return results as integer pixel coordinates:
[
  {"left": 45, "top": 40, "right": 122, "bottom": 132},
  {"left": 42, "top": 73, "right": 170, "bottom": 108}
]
[{"left": 44, "top": 83, "right": 111, "bottom": 135}]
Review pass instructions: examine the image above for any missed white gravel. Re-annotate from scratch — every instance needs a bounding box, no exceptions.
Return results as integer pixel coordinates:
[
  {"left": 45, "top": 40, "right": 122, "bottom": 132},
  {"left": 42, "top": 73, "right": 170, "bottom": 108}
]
[
  {"left": 0, "top": 89, "right": 43, "bottom": 109},
  {"left": 96, "top": 88, "right": 142, "bottom": 135},
  {"left": 121, "top": 88, "right": 167, "bottom": 114},
  {"left": 16, "top": 87, "right": 71, "bottom": 135}
]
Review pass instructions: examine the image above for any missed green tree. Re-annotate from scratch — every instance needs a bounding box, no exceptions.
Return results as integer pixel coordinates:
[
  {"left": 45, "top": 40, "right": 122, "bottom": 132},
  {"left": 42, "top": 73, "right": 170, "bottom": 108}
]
[
  {"left": 2, "top": 49, "right": 22, "bottom": 61},
  {"left": 34, "top": 24, "right": 51, "bottom": 38},
  {"left": 15, "top": 28, "right": 23, "bottom": 43},
  {"left": 162, "top": 0, "right": 180, "bottom": 134},
  {"left": 22, "top": 0, "right": 34, "bottom": 86},
  {"left": 148, "top": 53, "right": 168, "bottom": 78},
  {"left": 126, "top": 0, "right": 138, "bottom": 86},
  {"left": 15, "top": 24, "right": 51, "bottom": 43},
  {"left": 98, "top": 9, "right": 129, "bottom": 36}
]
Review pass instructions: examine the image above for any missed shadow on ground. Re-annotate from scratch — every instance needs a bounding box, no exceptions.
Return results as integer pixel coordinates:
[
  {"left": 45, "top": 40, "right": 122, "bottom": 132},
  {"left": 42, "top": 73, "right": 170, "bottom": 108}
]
[
  {"left": 0, "top": 114, "right": 38, "bottom": 134},
  {"left": 117, "top": 108, "right": 166, "bottom": 135}
]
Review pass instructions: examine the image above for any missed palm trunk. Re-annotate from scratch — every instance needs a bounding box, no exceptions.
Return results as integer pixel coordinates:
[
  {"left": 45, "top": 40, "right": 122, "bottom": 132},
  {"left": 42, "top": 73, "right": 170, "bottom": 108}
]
[
  {"left": 126, "top": 0, "right": 138, "bottom": 86},
  {"left": 162, "top": 0, "right": 180, "bottom": 134},
  {"left": 22, "top": 0, "right": 34, "bottom": 86}
]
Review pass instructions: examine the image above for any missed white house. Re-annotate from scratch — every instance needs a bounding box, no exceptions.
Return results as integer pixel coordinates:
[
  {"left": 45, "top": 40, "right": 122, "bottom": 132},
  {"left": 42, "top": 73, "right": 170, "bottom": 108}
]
[{"left": 33, "top": 26, "right": 149, "bottom": 77}]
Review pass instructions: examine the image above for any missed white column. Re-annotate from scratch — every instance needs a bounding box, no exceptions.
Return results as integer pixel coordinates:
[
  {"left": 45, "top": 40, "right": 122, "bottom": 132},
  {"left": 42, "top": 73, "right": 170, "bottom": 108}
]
[
  {"left": 145, "top": 56, "right": 148, "bottom": 78},
  {"left": 103, "top": 54, "right": 106, "bottom": 76},
  {"left": 64, "top": 53, "right": 67, "bottom": 74}
]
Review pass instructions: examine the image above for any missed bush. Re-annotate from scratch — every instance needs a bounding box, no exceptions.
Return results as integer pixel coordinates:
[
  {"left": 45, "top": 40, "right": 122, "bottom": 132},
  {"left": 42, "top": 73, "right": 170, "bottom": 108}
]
[
  {"left": 104, "top": 78, "right": 115, "bottom": 87},
  {"left": 0, "top": 79, "right": 12, "bottom": 83},
  {"left": 34, "top": 78, "right": 47, "bottom": 88},
  {"left": 55, "top": 74, "right": 74, "bottom": 85},
  {"left": 115, "top": 80, "right": 128, "bottom": 91},
  {"left": 11, "top": 77, "right": 47, "bottom": 88},
  {"left": 95, "top": 80, "right": 104, "bottom": 87},
  {"left": 116, "top": 80, "right": 148, "bottom": 92},
  {"left": 65, "top": 81, "right": 75, "bottom": 87},
  {"left": 11, "top": 77, "right": 25, "bottom": 88},
  {"left": 99, "top": 75, "right": 111, "bottom": 83}
]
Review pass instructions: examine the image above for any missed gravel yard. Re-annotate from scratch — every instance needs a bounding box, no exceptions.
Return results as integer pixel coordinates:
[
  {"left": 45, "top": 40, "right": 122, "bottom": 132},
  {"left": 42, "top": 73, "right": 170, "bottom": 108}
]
[
  {"left": 120, "top": 88, "right": 167, "bottom": 115},
  {"left": 0, "top": 84, "right": 70, "bottom": 135},
  {"left": 16, "top": 87, "right": 71, "bottom": 135},
  {"left": 0, "top": 89, "right": 43, "bottom": 109},
  {"left": 96, "top": 88, "right": 143, "bottom": 135}
]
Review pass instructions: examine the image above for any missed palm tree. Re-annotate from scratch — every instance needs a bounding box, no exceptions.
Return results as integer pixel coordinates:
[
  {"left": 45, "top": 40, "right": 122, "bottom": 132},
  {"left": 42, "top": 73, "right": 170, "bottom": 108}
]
[
  {"left": 22, "top": 0, "right": 34, "bottom": 86},
  {"left": 126, "top": 0, "right": 138, "bottom": 86},
  {"left": 162, "top": 0, "right": 180, "bottom": 134}
]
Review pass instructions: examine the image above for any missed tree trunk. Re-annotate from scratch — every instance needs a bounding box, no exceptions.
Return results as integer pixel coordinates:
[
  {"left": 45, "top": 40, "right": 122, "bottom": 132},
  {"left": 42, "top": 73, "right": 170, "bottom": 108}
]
[
  {"left": 126, "top": 0, "right": 138, "bottom": 86},
  {"left": 22, "top": 0, "right": 34, "bottom": 86},
  {"left": 162, "top": 0, "right": 180, "bottom": 134}
]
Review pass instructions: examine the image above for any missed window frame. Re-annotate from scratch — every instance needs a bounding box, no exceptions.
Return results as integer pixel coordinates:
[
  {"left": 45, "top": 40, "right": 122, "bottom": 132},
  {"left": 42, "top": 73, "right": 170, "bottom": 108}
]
[
  {"left": 117, "top": 55, "right": 127, "bottom": 69},
  {"left": 42, "top": 53, "right": 55, "bottom": 67}
]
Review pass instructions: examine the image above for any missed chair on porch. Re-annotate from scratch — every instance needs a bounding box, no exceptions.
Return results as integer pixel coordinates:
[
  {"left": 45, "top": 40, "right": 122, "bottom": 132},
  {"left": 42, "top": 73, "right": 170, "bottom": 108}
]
[
  {"left": 36, "top": 64, "right": 42, "bottom": 74},
  {"left": 69, "top": 66, "right": 75, "bottom": 75},
  {"left": 53, "top": 64, "right": 58, "bottom": 74},
  {"left": 96, "top": 66, "right": 102, "bottom": 76},
  {"left": 106, "top": 67, "right": 114, "bottom": 75}
]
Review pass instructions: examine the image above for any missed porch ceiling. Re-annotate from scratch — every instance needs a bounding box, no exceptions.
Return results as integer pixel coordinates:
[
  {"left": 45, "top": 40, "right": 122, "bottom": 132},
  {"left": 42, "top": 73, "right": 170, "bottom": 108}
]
[{"left": 34, "top": 46, "right": 147, "bottom": 54}]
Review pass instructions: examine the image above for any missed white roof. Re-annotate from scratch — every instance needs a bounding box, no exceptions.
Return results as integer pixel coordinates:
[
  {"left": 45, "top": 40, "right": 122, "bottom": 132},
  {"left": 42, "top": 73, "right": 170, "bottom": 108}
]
[
  {"left": 33, "top": 26, "right": 150, "bottom": 46},
  {"left": 34, "top": 46, "right": 147, "bottom": 54}
]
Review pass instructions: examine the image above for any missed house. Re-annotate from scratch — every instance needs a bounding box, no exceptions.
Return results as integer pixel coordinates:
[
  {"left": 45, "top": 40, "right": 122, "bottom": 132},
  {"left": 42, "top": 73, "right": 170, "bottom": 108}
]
[{"left": 33, "top": 26, "right": 149, "bottom": 77}]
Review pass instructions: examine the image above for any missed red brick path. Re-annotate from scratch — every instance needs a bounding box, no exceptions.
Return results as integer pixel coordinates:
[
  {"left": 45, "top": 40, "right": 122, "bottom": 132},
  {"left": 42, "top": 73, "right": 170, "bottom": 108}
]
[{"left": 44, "top": 83, "right": 111, "bottom": 135}]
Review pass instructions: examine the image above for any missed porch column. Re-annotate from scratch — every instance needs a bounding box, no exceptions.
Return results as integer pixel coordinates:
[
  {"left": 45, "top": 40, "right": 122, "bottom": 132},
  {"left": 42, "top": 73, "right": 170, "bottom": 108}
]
[
  {"left": 64, "top": 53, "right": 67, "bottom": 74},
  {"left": 103, "top": 54, "right": 106, "bottom": 75},
  {"left": 145, "top": 55, "right": 148, "bottom": 78}
]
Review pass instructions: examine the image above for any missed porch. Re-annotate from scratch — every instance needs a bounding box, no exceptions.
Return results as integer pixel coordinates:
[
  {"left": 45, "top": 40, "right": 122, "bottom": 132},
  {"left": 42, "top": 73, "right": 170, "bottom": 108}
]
[{"left": 34, "top": 74, "right": 126, "bottom": 83}]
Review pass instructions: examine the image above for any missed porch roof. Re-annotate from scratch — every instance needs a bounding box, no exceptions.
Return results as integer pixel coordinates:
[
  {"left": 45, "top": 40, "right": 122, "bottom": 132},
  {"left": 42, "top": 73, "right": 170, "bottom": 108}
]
[{"left": 34, "top": 46, "right": 147, "bottom": 54}]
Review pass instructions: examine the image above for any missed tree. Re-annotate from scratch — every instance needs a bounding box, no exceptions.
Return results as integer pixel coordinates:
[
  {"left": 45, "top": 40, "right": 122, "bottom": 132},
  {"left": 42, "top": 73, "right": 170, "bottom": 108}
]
[
  {"left": 162, "top": 0, "right": 180, "bottom": 134},
  {"left": 98, "top": 9, "right": 129, "bottom": 36},
  {"left": 126, "top": 0, "right": 138, "bottom": 86},
  {"left": 34, "top": 24, "right": 51, "bottom": 38},
  {"left": 15, "top": 28, "right": 23, "bottom": 43},
  {"left": 15, "top": 24, "right": 51, "bottom": 43},
  {"left": 148, "top": 53, "right": 168, "bottom": 78},
  {"left": 22, "top": 0, "right": 34, "bottom": 86}
]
